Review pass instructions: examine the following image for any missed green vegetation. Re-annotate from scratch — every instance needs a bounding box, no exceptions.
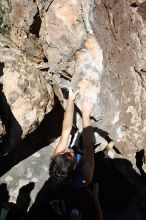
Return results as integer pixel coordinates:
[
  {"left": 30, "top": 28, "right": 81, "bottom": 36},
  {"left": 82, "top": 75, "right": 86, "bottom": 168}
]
[{"left": 0, "top": 0, "right": 12, "bottom": 36}]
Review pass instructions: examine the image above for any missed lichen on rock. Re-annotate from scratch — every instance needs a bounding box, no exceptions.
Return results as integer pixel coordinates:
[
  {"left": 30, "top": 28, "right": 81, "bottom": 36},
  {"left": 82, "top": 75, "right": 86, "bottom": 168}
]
[{"left": 0, "top": 0, "right": 11, "bottom": 36}]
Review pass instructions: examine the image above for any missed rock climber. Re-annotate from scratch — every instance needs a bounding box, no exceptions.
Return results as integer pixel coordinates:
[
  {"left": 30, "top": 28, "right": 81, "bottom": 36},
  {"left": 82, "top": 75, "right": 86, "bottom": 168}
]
[{"left": 49, "top": 88, "right": 95, "bottom": 187}]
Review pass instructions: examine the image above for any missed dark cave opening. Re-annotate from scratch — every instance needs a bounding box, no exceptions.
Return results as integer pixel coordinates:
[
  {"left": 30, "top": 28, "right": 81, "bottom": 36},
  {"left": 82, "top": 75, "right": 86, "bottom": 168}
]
[
  {"left": 29, "top": 10, "right": 42, "bottom": 38},
  {"left": 0, "top": 62, "right": 4, "bottom": 76}
]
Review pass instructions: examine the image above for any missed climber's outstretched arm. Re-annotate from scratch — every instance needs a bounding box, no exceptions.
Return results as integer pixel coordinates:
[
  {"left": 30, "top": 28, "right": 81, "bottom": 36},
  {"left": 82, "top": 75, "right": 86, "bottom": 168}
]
[{"left": 54, "top": 89, "right": 77, "bottom": 155}]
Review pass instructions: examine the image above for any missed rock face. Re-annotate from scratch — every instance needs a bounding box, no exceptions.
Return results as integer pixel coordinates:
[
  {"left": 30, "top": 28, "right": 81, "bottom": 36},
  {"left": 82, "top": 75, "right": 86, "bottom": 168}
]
[
  {"left": 0, "top": 0, "right": 146, "bottom": 206},
  {"left": 8, "top": 0, "right": 145, "bottom": 163},
  {"left": 138, "top": 1, "right": 146, "bottom": 20},
  {"left": 40, "top": 0, "right": 87, "bottom": 72},
  {"left": 0, "top": 35, "right": 54, "bottom": 153},
  {"left": 91, "top": 0, "right": 146, "bottom": 159},
  {"left": 0, "top": 0, "right": 145, "bottom": 161},
  {"left": 10, "top": 0, "right": 45, "bottom": 60},
  {"left": 0, "top": 0, "right": 11, "bottom": 35}
]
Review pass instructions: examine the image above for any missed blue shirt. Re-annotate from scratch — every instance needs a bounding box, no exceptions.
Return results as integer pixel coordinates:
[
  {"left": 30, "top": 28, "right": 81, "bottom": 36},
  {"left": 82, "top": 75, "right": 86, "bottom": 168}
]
[{"left": 71, "top": 154, "right": 86, "bottom": 188}]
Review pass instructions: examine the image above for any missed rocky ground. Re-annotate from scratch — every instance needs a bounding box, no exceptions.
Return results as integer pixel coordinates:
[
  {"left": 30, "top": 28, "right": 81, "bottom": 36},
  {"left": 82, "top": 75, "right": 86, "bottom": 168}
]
[
  {"left": 0, "top": 144, "right": 54, "bottom": 204},
  {"left": 1, "top": 141, "right": 146, "bottom": 220}
]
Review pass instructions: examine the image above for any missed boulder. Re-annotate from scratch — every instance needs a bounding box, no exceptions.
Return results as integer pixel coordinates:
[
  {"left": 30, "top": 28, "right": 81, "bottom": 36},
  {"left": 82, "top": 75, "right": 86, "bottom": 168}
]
[
  {"left": 0, "top": 35, "right": 54, "bottom": 152},
  {"left": 1, "top": 0, "right": 146, "bottom": 175}
]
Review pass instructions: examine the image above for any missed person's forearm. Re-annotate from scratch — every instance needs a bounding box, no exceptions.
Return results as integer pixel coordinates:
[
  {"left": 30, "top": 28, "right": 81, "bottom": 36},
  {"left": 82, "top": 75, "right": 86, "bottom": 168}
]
[
  {"left": 82, "top": 114, "right": 94, "bottom": 185},
  {"left": 82, "top": 114, "right": 91, "bottom": 127},
  {"left": 82, "top": 115, "right": 94, "bottom": 147},
  {"left": 53, "top": 89, "right": 76, "bottom": 155},
  {"left": 62, "top": 98, "right": 74, "bottom": 133}
]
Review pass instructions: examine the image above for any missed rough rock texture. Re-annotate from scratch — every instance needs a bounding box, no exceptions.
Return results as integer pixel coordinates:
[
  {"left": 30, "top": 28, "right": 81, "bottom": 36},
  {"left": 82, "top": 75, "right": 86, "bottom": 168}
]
[
  {"left": 0, "top": 35, "right": 54, "bottom": 152},
  {"left": 0, "top": 0, "right": 11, "bottom": 35},
  {"left": 138, "top": 1, "right": 146, "bottom": 20},
  {"left": 11, "top": 0, "right": 145, "bottom": 164},
  {"left": 0, "top": 118, "right": 5, "bottom": 140},
  {"left": 10, "top": 0, "right": 44, "bottom": 60},
  {"left": 128, "top": 0, "right": 145, "bottom": 5},
  {"left": 40, "top": 0, "right": 87, "bottom": 72},
  {"left": 0, "top": 143, "right": 55, "bottom": 204},
  {"left": 0, "top": 0, "right": 146, "bottom": 212},
  {"left": 43, "top": 0, "right": 146, "bottom": 164},
  {"left": 91, "top": 0, "right": 146, "bottom": 162}
]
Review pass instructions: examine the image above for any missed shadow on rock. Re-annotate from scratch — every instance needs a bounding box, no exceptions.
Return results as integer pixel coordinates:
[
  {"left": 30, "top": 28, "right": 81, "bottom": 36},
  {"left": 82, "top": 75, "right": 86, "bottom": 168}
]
[
  {"left": 24, "top": 152, "right": 146, "bottom": 220},
  {"left": 93, "top": 152, "right": 146, "bottom": 220},
  {"left": 0, "top": 82, "right": 22, "bottom": 156},
  {"left": 136, "top": 149, "right": 146, "bottom": 185},
  {"left": 16, "top": 182, "right": 35, "bottom": 215},
  {"left": 0, "top": 182, "right": 35, "bottom": 220},
  {"left": 0, "top": 183, "right": 10, "bottom": 206},
  {"left": 24, "top": 177, "right": 94, "bottom": 220},
  {"left": 0, "top": 62, "right": 4, "bottom": 77},
  {"left": 0, "top": 96, "right": 64, "bottom": 176}
]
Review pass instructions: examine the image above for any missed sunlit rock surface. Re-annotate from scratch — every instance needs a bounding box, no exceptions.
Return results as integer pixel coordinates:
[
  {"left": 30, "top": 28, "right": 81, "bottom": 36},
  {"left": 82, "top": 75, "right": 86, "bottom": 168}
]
[
  {"left": 0, "top": 35, "right": 54, "bottom": 152},
  {"left": 0, "top": 0, "right": 146, "bottom": 213}
]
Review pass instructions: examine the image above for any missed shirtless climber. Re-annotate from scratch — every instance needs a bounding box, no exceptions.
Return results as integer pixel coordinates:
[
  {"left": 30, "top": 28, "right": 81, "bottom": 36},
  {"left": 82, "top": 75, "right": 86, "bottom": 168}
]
[{"left": 49, "top": 88, "right": 95, "bottom": 187}]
